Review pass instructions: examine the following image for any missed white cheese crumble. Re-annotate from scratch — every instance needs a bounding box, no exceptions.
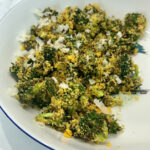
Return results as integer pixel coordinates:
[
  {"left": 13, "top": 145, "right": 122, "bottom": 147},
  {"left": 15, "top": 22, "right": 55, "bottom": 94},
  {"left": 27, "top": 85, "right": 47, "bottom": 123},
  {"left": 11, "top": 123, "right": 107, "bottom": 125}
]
[
  {"left": 106, "top": 31, "right": 111, "bottom": 36},
  {"left": 76, "top": 41, "right": 82, "bottom": 49},
  {"left": 13, "top": 50, "right": 28, "bottom": 58},
  {"left": 85, "top": 29, "right": 91, "bottom": 33},
  {"left": 56, "top": 24, "right": 69, "bottom": 33},
  {"left": 56, "top": 36, "right": 65, "bottom": 43},
  {"left": 33, "top": 9, "right": 43, "bottom": 17},
  {"left": 67, "top": 35, "right": 73, "bottom": 39},
  {"left": 52, "top": 37, "right": 70, "bottom": 53},
  {"left": 117, "top": 31, "right": 122, "bottom": 38},
  {"left": 74, "top": 50, "right": 79, "bottom": 54},
  {"left": 106, "top": 51, "right": 110, "bottom": 56},
  {"left": 66, "top": 77, "right": 73, "bottom": 81},
  {"left": 17, "top": 31, "right": 30, "bottom": 42},
  {"left": 87, "top": 9, "right": 93, "bottom": 14},
  {"left": 108, "top": 39, "right": 112, "bottom": 45},
  {"left": 101, "top": 39, "right": 107, "bottom": 45},
  {"left": 43, "top": 11, "right": 52, "bottom": 16},
  {"left": 86, "top": 55, "right": 89, "bottom": 62},
  {"left": 28, "top": 49, "right": 36, "bottom": 61},
  {"left": 94, "top": 99, "right": 110, "bottom": 114},
  {"left": 97, "top": 43, "right": 103, "bottom": 49},
  {"left": 7, "top": 88, "right": 18, "bottom": 97},
  {"left": 97, "top": 39, "right": 107, "bottom": 49},
  {"left": 89, "top": 79, "right": 96, "bottom": 85},
  {"left": 103, "top": 58, "right": 109, "bottom": 66},
  {"left": 114, "top": 75, "right": 122, "bottom": 84},
  {"left": 51, "top": 16, "right": 57, "bottom": 23},
  {"left": 38, "top": 17, "right": 51, "bottom": 28},
  {"left": 76, "top": 33, "right": 82, "bottom": 38},
  {"left": 24, "top": 62, "right": 31, "bottom": 68},
  {"left": 59, "top": 83, "right": 69, "bottom": 89},
  {"left": 51, "top": 77, "right": 58, "bottom": 83},
  {"left": 47, "top": 39, "right": 51, "bottom": 45},
  {"left": 104, "top": 72, "right": 109, "bottom": 77},
  {"left": 36, "top": 37, "right": 44, "bottom": 50},
  {"left": 53, "top": 36, "right": 65, "bottom": 49},
  {"left": 61, "top": 48, "right": 70, "bottom": 53}
]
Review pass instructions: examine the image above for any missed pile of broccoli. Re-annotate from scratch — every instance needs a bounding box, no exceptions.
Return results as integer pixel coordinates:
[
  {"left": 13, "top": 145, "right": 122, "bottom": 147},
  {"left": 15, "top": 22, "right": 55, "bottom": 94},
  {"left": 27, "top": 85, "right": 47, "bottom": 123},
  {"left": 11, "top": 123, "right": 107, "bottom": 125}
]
[{"left": 9, "top": 4, "right": 146, "bottom": 143}]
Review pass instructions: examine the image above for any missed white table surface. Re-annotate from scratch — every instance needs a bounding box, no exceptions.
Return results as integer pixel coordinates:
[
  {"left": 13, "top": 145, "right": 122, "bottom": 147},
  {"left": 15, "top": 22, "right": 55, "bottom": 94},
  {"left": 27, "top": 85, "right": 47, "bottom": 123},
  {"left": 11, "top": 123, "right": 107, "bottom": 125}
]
[{"left": 0, "top": 1, "right": 49, "bottom": 150}]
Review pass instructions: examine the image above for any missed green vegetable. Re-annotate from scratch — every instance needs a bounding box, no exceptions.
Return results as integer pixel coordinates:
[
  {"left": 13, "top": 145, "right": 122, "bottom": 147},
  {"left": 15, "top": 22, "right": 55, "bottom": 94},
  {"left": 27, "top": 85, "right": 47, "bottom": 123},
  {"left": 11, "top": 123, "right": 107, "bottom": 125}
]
[
  {"left": 17, "top": 78, "right": 58, "bottom": 108},
  {"left": 120, "top": 54, "right": 131, "bottom": 79},
  {"left": 103, "top": 96, "right": 122, "bottom": 107},
  {"left": 125, "top": 13, "right": 146, "bottom": 41},
  {"left": 78, "top": 111, "right": 108, "bottom": 143},
  {"left": 92, "top": 90, "right": 104, "bottom": 98},
  {"left": 23, "top": 38, "right": 37, "bottom": 51},
  {"left": 132, "top": 65, "right": 139, "bottom": 78},
  {"left": 9, "top": 63, "right": 20, "bottom": 81},
  {"left": 43, "top": 47, "right": 55, "bottom": 61},
  {"left": 105, "top": 115, "right": 122, "bottom": 134},
  {"left": 36, "top": 111, "right": 66, "bottom": 130},
  {"left": 9, "top": 4, "right": 146, "bottom": 144},
  {"left": 76, "top": 111, "right": 122, "bottom": 143}
]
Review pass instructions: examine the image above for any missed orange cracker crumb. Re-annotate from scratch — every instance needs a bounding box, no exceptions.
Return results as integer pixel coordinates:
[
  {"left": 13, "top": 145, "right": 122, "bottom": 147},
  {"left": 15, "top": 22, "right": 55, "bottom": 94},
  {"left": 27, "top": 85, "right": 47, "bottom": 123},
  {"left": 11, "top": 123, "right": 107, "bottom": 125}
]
[{"left": 106, "top": 142, "right": 112, "bottom": 148}]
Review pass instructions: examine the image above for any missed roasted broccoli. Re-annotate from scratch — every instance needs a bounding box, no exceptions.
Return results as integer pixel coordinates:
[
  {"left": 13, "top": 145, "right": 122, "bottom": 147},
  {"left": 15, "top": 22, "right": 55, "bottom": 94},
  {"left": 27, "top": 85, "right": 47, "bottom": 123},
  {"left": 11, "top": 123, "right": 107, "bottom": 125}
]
[
  {"left": 120, "top": 54, "right": 132, "bottom": 79},
  {"left": 102, "top": 96, "right": 122, "bottom": 107},
  {"left": 104, "top": 115, "right": 122, "bottom": 134},
  {"left": 17, "top": 78, "right": 58, "bottom": 108},
  {"left": 10, "top": 63, "right": 20, "bottom": 81},
  {"left": 9, "top": 4, "right": 146, "bottom": 144},
  {"left": 73, "top": 111, "right": 121, "bottom": 143},
  {"left": 43, "top": 47, "right": 55, "bottom": 62},
  {"left": 125, "top": 13, "right": 146, "bottom": 41},
  {"left": 36, "top": 109, "right": 66, "bottom": 131}
]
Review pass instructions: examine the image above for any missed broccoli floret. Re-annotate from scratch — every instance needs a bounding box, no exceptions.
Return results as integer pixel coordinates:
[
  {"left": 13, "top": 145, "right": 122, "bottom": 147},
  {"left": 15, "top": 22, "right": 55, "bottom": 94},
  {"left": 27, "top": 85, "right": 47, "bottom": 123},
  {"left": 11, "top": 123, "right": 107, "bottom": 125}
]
[
  {"left": 9, "top": 63, "right": 20, "bottom": 81},
  {"left": 104, "top": 115, "right": 122, "bottom": 134},
  {"left": 43, "top": 8, "right": 59, "bottom": 16},
  {"left": 36, "top": 109, "right": 66, "bottom": 131},
  {"left": 78, "top": 84, "right": 85, "bottom": 93},
  {"left": 103, "top": 96, "right": 122, "bottom": 107},
  {"left": 43, "top": 47, "right": 55, "bottom": 62},
  {"left": 132, "top": 65, "right": 139, "bottom": 78},
  {"left": 45, "top": 77, "right": 58, "bottom": 96},
  {"left": 74, "top": 15, "right": 89, "bottom": 25},
  {"left": 73, "top": 10, "right": 89, "bottom": 32},
  {"left": 106, "top": 19, "right": 123, "bottom": 33},
  {"left": 125, "top": 13, "right": 146, "bottom": 41},
  {"left": 77, "top": 111, "right": 108, "bottom": 143},
  {"left": 92, "top": 90, "right": 104, "bottom": 98},
  {"left": 17, "top": 78, "right": 58, "bottom": 108},
  {"left": 30, "top": 69, "right": 42, "bottom": 79},
  {"left": 79, "top": 95, "right": 89, "bottom": 109},
  {"left": 23, "top": 36, "right": 37, "bottom": 51},
  {"left": 36, "top": 112, "right": 53, "bottom": 123},
  {"left": 30, "top": 25, "right": 37, "bottom": 36},
  {"left": 75, "top": 8, "right": 82, "bottom": 14},
  {"left": 69, "top": 82, "right": 85, "bottom": 94},
  {"left": 120, "top": 54, "right": 132, "bottom": 79},
  {"left": 72, "top": 111, "right": 122, "bottom": 143}
]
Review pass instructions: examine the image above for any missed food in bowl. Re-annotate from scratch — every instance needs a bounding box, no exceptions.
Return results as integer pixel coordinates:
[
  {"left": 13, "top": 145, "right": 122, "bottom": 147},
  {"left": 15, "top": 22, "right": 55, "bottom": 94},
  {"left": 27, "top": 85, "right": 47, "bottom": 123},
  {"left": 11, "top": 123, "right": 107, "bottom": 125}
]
[{"left": 9, "top": 4, "right": 146, "bottom": 143}]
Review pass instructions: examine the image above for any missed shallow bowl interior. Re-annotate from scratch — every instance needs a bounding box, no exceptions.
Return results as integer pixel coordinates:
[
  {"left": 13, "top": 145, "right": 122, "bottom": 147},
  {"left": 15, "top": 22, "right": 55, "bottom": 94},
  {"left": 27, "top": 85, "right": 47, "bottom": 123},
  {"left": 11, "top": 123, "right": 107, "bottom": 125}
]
[{"left": 0, "top": 0, "right": 150, "bottom": 150}]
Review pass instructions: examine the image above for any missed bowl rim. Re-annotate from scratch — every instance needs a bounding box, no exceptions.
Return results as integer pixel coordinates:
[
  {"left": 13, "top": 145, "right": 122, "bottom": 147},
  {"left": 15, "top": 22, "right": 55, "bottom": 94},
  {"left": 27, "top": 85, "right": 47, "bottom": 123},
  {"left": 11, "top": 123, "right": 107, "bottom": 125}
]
[
  {"left": 1, "top": 1, "right": 150, "bottom": 150},
  {"left": 0, "top": 0, "right": 54, "bottom": 149},
  {"left": 0, "top": 107, "right": 54, "bottom": 150}
]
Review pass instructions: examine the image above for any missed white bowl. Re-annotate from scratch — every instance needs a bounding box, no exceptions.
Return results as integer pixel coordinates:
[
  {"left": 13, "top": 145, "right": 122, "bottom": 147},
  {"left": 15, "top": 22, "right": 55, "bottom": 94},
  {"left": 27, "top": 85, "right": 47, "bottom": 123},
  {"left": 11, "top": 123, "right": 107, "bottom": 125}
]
[{"left": 0, "top": 0, "right": 150, "bottom": 150}]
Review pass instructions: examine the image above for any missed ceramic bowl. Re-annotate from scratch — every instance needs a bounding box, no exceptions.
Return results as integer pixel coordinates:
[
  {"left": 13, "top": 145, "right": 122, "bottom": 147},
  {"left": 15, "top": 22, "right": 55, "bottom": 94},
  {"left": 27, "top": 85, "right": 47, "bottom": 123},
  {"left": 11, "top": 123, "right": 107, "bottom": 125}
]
[{"left": 0, "top": 0, "right": 150, "bottom": 149}]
